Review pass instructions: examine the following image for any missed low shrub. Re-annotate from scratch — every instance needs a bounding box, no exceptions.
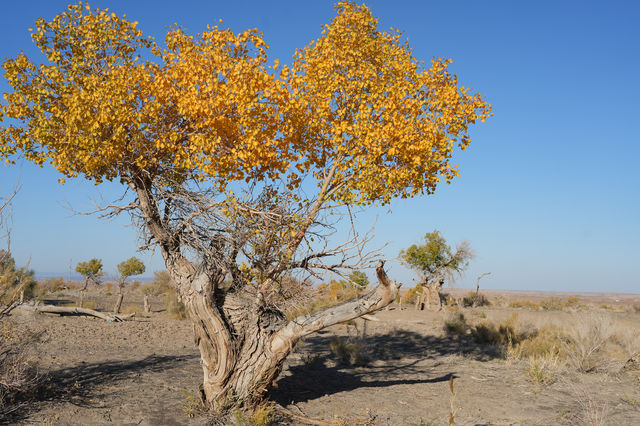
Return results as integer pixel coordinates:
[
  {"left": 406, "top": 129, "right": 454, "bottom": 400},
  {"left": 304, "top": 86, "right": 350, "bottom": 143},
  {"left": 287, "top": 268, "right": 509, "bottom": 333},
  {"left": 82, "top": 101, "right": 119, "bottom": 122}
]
[
  {"left": 0, "top": 251, "right": 36, "bottom": 303},
  {"left": 471, "top": 314, "right": 531, "bottom": 346},
  {"left": 301, "top": 353, "right": 322, "bottom": 369},
  {"left": 164, "top": 288, "right": 186, "bottom": 320},
  {"left": 564, "top": 315, "right": 612, "bottom": 373},
  {"left": 34, "top": 277, "right": 64, "bottom": 296},
  {"left": 508, "top": 300, "right": 540, "bottom": 310},
  {"left": 0, "top": 322, "right": 42, "bottom": 416},
  {"left": 233, "top": 402, "right": 276, "bottom": 426},
  {"left": 140, "top": 270, "right": 173, "bottom": 296},
  {"left": 525, "top": 354, "right": 558, "bottom": 386},
  {"left": 462, "top": 291, "right": 490, "bottom": 307},
  {"left": 329, "top": 336, "right": 369, "bottom": 366},
  {"left": 443, "top": 312, "right": 467, "bottom": 336},
  {"left": 403, "top": 286, "right": 423, "bottom": 305},
  {"left": 517, "top": 324, "right": 566, "bottom": 358}
]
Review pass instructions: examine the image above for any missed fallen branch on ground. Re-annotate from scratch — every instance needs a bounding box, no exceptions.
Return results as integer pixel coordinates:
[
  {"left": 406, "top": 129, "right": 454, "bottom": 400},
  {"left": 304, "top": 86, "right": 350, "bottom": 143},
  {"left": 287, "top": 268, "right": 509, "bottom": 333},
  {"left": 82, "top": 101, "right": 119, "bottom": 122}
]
[{"left": 32, "top": 305, "right": 135, "bottom": 322}]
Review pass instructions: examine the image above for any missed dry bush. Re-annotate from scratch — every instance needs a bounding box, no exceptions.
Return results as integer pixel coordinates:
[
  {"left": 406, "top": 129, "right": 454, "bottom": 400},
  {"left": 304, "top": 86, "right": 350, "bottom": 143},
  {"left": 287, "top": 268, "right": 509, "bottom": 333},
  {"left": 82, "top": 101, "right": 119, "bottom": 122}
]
[
  {"left": 565, "top": 381, "right": 611, "bottom": 426},
  {"left": 471, "top": 314, "right": 532, "bottom": 346},
  {"left": 563, "top": 314, "right": 613, "bottom": 373},
  {"left": 462, "top": 291, "right": 490, "bottom": 307},
  {"left": 609, "top": 328, "right": 640, "bottom": 372},
  {"left": 321, "top": 280, "right": 363, "bottom": 302},
  {"left": 508, "top": 300, "right": 540, "bottom": 310},
  {"left": 0, "top": 251, "right": 36, "bottom": 303},
  {"left": 403, "top": 286, "right": 422, "bottom": 305},
  {"left": 140, "top": 270, "right": 173, "bottom": 296},
  {"left": 524, "top": 354, "right": 559, "bottom": 386},
  {"left": 285, "top": 297, "right": 334, "bottom": 320},
  {"left": 517, "top": 324, "right": 566, "bottom": 358},
  {"left": 301, "top": 353, "right": 322, "bottom": 369},
  {"left": 0, "top": 322, "right": 41, "bottom": 417},
  {"left": 164, "top": 288, "right": 186, "bottom": 320},
  {"left": 130, "top": 281, "right": 141, "bottom": 292},
  {"left": 329, "top": 336, "right": 369, "bottom": 366},
  {"left": 34, "top": 277, "right": 77, "bottom": 296},
  {"left": 539, "top": 297, "right": 566, "bottom": 311},
  {"left": 443, "top": 312, "right": 467, "bottom": 336},
  {"left": 232, "top": 402, "right": 276, "bottom": 426},
  {"left": 285, "top": 278, "right": 357, "bottom": 320}
]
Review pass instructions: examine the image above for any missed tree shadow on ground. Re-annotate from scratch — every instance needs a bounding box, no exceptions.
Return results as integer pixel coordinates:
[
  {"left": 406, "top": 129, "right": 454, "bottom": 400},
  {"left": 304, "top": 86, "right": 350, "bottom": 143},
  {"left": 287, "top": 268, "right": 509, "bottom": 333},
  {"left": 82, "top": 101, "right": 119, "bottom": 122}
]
[
  {"left": 270, "top": 328, "right": 500, "bottom": 405},
  {"left": 3, "top": 354, "right": 198, "bottom": 424}
]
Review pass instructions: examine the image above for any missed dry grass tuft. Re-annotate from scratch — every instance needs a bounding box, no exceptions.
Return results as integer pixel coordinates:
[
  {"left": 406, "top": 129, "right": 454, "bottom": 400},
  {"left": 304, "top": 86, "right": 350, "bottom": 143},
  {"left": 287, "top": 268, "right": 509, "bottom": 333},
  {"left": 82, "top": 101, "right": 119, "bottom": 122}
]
[
  {"left": 524, "top": 354, "right": 559, "bottom": 386},
  {"left": 563, "top": 314, "right": 613, "bottom": 373},
  {"left": 566, "top": 381, "right": 611, "bottom": 426},
  {"left": 0, "top": 322, "right": 42, "bottom": 417}
]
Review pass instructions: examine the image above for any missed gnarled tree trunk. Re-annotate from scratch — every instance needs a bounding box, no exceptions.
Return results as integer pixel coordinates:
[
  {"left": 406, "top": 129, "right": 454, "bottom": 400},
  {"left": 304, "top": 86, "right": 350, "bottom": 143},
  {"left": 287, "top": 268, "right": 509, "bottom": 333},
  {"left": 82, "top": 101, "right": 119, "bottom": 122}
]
[{"left": 171, "top": 261, "right": 400, "bottom": 410}]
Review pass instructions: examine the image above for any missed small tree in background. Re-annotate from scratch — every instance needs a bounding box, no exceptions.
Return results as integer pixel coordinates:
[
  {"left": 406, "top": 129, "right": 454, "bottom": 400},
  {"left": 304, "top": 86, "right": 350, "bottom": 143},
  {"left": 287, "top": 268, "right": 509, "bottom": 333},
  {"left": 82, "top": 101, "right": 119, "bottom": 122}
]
[
  {"left": 400, "top": 230, "right": 473, "bottom": 311},
  {"left": 75, "top": 258, "right": 103, "bottom": 307},
  {"left": 114, "top": 257, "right": 145, "bottom": 313},
  {"left": 348, "top": 271, "right": 369, "bottom": 289}
]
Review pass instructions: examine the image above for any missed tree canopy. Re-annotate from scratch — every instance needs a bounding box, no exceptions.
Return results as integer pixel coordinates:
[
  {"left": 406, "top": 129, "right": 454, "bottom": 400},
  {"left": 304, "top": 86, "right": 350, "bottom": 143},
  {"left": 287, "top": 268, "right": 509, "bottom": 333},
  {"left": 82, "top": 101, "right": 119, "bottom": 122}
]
[
  {"left": 0, "top": 1, "right": 490, "bottom": 204},
  {"left": 400, "top": 230, "right": 473, "bottom": 281},
  {"left": 117, "top": 257, "right": 145, "bottom": 280},
  {"left": 75, "top": 258, "right": 102, "bottom": 280}
]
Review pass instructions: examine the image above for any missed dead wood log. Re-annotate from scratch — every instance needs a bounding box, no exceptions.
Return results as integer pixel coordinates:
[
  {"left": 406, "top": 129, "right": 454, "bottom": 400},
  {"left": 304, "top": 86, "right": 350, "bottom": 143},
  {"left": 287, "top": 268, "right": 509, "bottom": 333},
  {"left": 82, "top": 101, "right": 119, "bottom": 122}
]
[{"left": 34, "top": 305, "right": 135, "bottom": 322}]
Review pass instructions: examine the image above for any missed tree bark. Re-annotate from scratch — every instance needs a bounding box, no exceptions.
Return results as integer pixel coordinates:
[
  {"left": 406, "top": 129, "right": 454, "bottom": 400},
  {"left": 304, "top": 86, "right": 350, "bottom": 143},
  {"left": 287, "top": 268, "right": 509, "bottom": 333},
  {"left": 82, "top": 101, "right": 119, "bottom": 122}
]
[
  {"left": 424, "top": 279, "right": 444, "bottom": 311},
  {"left": 174, "top": 260, "right": 400, "bottom": 411},
  {"left": 113, "top": 294, "right": 124, "bottom": 314}
]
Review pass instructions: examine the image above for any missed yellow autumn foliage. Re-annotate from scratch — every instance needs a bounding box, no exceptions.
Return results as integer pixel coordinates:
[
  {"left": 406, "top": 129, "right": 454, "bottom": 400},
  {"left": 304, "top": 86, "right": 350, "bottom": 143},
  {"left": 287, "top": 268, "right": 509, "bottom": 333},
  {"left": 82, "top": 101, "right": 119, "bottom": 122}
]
[{"left": 1, "top": 1, "right": 491, "bottom": 205}]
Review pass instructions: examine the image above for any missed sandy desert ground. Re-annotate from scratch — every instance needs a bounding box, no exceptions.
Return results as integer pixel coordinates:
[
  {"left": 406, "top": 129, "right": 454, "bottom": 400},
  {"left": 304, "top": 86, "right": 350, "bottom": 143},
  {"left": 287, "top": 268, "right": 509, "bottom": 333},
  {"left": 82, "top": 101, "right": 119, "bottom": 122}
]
[{"left": 2, "top": 290, "right": 640, "bottom": 425}]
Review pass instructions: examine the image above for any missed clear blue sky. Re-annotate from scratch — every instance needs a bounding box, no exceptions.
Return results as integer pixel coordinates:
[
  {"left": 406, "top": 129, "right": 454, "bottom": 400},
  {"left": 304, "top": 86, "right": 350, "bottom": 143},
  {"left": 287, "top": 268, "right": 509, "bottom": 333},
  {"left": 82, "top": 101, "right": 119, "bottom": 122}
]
[{"left": 1, "top": 1, "right": 638, "bottom": 292}]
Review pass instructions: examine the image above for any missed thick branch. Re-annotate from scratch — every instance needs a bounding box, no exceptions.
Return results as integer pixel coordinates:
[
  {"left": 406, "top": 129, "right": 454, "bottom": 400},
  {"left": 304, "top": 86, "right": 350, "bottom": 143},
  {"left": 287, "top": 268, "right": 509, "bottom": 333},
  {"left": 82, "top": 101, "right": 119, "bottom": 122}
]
[{"left": 270, "top": 261, "right": 400, "bottom": 354}]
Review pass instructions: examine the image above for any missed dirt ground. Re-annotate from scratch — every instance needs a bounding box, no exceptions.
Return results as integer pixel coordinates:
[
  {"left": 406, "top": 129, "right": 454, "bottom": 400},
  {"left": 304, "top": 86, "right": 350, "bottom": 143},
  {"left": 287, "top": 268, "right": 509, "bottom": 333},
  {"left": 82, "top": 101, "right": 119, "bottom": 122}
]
[{"left": 4, "top": 291, "right": 640, "bottom": 425}]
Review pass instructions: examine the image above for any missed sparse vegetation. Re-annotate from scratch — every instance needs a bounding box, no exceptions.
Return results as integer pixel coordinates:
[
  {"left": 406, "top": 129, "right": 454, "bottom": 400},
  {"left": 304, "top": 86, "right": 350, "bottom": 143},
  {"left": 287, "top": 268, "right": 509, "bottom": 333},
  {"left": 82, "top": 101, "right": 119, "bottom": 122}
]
[
  {"left": 330, "top": 336, "right": 369, "bottom": 366},
  {"left": 0, "top": 322, "right": 41, "bottom": 417},
  {"left": 471, "top": 314, "right": 531, "bottom": 346},
  {"left": 301, "top": 353, "right": 322, "bottom": 369},
  {"left": 0, "top": 250, "right": 36, "bottom": 304},
  {"left": 443, "top": 312, "right": 467, "bottom": 336},
  {"left": 164, "top": 288, "right": 186, "bottom": 320},
  {"left": 462, "top": 291, "right": 490, "bottom": 307},
  {"left": 563, "top": 314, "right": 613, "bottom": 373},
  {"left": 524, "top": 354, "right": 558, "bottom": 386}
]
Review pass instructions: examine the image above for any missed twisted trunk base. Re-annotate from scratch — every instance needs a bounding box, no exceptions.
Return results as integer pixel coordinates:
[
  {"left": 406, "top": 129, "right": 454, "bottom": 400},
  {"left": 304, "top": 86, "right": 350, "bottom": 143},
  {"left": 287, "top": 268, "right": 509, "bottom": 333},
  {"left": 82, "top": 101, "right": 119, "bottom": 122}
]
[{"left": 178, "top": 261, "right": 400, "bottom": 411}]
